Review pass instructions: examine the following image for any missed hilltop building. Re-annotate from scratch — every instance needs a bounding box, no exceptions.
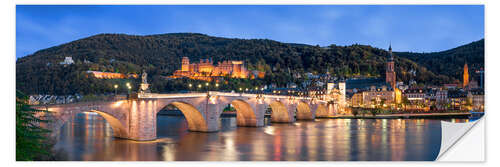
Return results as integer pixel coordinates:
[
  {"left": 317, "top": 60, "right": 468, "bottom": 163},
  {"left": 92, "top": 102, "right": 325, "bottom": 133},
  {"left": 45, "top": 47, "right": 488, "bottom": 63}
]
[
  {"left": 86, "top": 71, "right": 138, "bottom": 79},
  {"left": 59, "top": 57, "right": 74, "bottom": 65},
  {"left": 170, "top": 57, "right": 258, "bottom": 81}
]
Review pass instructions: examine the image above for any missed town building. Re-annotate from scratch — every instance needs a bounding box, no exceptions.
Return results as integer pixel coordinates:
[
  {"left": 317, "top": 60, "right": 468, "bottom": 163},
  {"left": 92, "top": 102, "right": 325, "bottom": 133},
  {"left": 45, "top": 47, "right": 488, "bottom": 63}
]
[
  {"left": 469, "top": 88, "right": 484, "bottom": 112},
  {"left": 447, "top": 90, "right": 468, "bottom": 110},
  {"left": 403, "top": 88, "right": 429, "bottom": 111},
  {"left": 362, "top": 85, "right": 395, "bottom": 108}
]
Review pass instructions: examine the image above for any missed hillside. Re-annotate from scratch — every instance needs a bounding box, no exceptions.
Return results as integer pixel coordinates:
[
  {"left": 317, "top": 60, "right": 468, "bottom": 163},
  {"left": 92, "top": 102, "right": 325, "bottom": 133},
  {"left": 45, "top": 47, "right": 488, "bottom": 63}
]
[
  {"left": 16, "top": 33, "right": 484, "bottom": 95},
  {"left": 396, "top": 39, "right": 484, "bottom": 82}
]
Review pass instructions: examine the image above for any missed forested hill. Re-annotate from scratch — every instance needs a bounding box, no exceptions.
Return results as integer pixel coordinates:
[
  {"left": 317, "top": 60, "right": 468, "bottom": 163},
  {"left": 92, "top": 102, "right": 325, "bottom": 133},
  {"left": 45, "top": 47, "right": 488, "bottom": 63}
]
[
  {"left": 16, "top": 33, "right": 484, "bottom": 95},
  {"left": 396, "top": 39, "right": 484, "bottom": 82}
]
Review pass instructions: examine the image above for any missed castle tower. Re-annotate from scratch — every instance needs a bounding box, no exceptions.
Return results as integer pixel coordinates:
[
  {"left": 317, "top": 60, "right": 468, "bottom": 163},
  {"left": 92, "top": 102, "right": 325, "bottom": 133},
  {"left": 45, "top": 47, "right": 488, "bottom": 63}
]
[
  {"left": 386, "top": 44, "right": 396, "bottom": 89},
  {"left": 463, "top": 63, "right": 469, "bottom": 88},
  {"left": 181, "top": 57, "right": 190, "bottom": 72}
]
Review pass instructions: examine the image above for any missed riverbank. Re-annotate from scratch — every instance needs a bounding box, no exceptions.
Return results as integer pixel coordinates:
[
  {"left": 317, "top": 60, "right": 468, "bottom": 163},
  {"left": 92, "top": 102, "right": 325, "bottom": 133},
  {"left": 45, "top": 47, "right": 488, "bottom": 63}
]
[
  {"left": 158, "top": 110, "right": 474, "bottom": 119},
  {"left": 320, "top": 112, "right": 472, "bottom": 119}
]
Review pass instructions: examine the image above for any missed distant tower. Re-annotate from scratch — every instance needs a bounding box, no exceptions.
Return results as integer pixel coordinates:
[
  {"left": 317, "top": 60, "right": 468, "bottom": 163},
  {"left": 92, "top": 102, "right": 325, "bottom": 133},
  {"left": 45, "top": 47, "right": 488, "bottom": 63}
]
[
  {"left": 181, "top": 57, "right": 190, "bottom": 72},
  {"left": 463, "top": 63, "right": 469, "bottom": 88},
  {"left": 339, "top": 82, "right": 346, "bottom": 108},
  {"left": 385, "top": 44, "right": 396, "bottom": 89}
]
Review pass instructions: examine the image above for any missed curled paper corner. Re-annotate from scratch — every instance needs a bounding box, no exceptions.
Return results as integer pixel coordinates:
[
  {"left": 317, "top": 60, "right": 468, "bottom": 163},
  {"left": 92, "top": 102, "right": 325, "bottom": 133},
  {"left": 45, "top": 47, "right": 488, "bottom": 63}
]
[{"left": 436, "top": 117, "right": 484, "bottom": 161}]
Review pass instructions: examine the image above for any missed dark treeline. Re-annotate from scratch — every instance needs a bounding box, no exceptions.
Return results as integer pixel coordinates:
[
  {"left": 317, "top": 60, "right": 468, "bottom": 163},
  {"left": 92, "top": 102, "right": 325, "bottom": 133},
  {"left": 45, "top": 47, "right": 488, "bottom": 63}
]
[
  {"left": 16, "top": 33, "right": 484, "bottom": 95},
  {"left": 396, "top": 39, "right": 484, "bottom": 83}
]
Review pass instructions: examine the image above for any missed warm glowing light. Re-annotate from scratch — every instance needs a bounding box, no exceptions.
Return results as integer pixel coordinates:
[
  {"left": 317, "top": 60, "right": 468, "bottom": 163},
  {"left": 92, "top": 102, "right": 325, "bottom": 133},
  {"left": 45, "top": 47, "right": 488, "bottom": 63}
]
[
  {"left": 114, "top": 84, "right": 118, "bottom": 89},
  {"left": 239, "top": 87, "right": 242, "bottom": 91},
  {"left": 245, "top": 88, "right": 249, "bottom": 91},
  {"left": 126, "top": 82, "right": 130, "bottom": 87},
  {"left": 198, "top": 84, "right": 202, "bottom": 88},
  {"left": 215, "top": 83, "right": 219, "bottom": 87},
  {"left": 189, "top": 83, "right": 192, "bottom": 88},
  {"left": 205, "top": 82, "right": 209, "bottom": 86},
  {"left": 209, "top": 95, "right": 218, "bottom": 104}
]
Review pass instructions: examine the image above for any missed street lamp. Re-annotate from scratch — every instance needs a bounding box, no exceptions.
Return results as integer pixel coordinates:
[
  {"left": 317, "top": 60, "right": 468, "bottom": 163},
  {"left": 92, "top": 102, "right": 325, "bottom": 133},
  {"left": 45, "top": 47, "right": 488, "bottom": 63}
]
[
  {"left": 127, "top": 84, "right": 131, "bottom": 94},
  {"left": 114, "top": 84, "right": 118, "bottom": 95}
]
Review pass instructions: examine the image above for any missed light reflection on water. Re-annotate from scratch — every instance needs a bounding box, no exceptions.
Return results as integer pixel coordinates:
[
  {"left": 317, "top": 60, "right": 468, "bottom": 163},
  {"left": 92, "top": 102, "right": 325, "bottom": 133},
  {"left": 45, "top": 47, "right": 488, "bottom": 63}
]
[{"left": 54, "top": 113, "right": 470, "bottom": 161}]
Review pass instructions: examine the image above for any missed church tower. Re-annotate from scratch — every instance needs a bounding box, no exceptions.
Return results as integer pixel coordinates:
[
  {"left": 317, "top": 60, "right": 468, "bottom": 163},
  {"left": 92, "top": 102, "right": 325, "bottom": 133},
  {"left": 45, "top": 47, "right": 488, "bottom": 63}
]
[
  {"left": 386, "top": 44, "right": 396, "bottom": 89},
  {"left": 463, "top": 63, "right": 469, "bottom": 88}
]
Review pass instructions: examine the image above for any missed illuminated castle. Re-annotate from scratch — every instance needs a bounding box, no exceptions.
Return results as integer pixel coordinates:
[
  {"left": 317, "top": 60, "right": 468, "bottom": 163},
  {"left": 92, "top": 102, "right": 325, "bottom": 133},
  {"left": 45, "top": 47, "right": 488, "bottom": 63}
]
[{"left": 170, "top": 57, "right": 251, "bottom": 81}]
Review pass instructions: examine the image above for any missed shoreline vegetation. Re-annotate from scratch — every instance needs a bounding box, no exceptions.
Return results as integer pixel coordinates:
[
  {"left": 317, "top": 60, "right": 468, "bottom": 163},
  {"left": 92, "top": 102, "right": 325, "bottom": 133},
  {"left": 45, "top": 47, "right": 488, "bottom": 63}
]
[{"left": 16, "top": 90, "right": 69, "bottom": 161}]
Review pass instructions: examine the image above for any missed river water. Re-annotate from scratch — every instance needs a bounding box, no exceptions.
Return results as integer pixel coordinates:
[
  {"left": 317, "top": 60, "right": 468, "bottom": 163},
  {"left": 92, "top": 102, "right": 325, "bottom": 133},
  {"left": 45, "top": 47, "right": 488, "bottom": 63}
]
[{"left": 53, "top": 112, "right": 471, "bottom": 161}]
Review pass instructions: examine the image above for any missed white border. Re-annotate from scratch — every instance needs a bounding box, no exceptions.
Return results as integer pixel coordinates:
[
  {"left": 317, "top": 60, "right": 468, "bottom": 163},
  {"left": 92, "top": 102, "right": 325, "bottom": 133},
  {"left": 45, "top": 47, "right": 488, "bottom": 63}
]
[{"left": 4, "top": 0, "right": 497, "bottom": 167}]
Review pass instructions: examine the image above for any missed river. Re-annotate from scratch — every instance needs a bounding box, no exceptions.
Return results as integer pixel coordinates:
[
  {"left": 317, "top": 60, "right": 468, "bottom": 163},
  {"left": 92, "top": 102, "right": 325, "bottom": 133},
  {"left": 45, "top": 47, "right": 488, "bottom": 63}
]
[{"left": 53, "top": 112, "right": 472, "bottom": 161}]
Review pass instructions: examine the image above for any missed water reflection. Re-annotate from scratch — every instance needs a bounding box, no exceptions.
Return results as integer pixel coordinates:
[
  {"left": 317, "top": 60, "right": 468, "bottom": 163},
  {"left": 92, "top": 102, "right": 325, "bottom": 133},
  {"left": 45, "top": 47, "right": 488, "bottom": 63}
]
[{"left": 55, "top": 113, "right": 466, "bottom": 161}]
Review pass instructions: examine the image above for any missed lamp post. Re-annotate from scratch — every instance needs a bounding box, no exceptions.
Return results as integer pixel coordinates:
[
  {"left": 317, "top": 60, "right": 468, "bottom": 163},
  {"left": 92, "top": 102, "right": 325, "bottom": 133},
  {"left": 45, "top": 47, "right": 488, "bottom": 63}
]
[
  {"left": 205, "top": 82, "right": 210, "bottom": 94},
  {"left": 126, "top": 82, "right": 131, "bottom": 94},
  {"left": 188, "top": 83, "right": 192, "bottom": 92},
  {"left": 114, "top": 84, "right": 118, "bottom": 95}
]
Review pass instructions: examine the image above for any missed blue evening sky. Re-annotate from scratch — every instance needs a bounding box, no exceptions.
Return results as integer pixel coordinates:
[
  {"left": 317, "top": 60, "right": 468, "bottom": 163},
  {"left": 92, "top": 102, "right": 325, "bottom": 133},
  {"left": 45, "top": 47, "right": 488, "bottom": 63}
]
[{"left": 16, "top": 5, "right": 484, "bottom": 58}]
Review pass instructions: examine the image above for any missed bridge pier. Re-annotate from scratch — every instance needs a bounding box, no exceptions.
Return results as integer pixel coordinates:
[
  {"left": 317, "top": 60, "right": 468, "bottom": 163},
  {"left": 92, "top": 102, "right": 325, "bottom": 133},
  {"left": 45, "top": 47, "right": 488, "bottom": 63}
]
[
  {"left": 202, "top": 103, "right": 222, "bottom": 132},
  {"left": 127, "top": 99, "right": 157, "bottom": 141}
]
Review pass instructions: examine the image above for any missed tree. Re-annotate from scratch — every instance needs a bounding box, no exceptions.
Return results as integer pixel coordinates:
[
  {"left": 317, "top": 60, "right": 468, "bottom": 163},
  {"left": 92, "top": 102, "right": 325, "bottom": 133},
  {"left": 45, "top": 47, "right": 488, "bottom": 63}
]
[
  {"left": 16, "top": 90, "right": 53, "bottom": 160},
  {"left": 352, "top": 108, "right": 359, "bottom": 117}
]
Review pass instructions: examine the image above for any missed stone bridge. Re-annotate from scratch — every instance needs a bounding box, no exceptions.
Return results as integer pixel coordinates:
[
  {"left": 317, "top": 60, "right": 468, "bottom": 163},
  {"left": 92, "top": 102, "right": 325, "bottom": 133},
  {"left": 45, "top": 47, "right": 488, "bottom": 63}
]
[{"left": 34, "top": 92, "right": 337, "bottom": 141}]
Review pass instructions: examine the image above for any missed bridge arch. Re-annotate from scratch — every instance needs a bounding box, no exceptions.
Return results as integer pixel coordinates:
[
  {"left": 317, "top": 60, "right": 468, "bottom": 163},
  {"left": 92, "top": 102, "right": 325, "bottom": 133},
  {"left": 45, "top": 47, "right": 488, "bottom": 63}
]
[
  {"left": 42, "top": 107, "right": 129, "bottom": 139},
  {"left": 315, "top": 104, "right": 329, "bottom": 118},
  {"left": 159, "top": 101, "right": 208, "bottom": 132},
  {"left": 269, "top": 101, "right": 291, "bottom": 123},
  {"left": 88, "top": 110, "right": 128, "bottom": 138},
  {"left": 296, "top": 101, "right": 313, "bottom": 120},
  {"left": 230, "top": 99, "right": 257, "bottom": 127}
]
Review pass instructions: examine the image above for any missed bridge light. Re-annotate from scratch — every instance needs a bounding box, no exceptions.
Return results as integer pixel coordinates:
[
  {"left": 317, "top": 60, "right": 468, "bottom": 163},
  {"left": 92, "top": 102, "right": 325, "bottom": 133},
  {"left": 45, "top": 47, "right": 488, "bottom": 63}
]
[
  {"left": 215, "top": 83, "right": 219, "bottom": 87},
  {"left": 245, "top": 88, "right": 249, "bottom": 91},
  {"left": 189, "top": 83, "right": 192, "bottom": 88},
  {"left": 239, "top": 87, "right": 242, "bottom": 91},
  {"left": 114, "top": 84, "right": 118, "bottom": 89},
  {"left": 126, "top": 82, "right": 130, "bottom": 87},
  {"left": 255, "top": 87, "right": 258, "bottom": 90},
  {"left": 198, "top": 84, "right": 202, "bottom": 88},
  {"left": 206, "top": 82, "right": 209, "bottom": 86}
]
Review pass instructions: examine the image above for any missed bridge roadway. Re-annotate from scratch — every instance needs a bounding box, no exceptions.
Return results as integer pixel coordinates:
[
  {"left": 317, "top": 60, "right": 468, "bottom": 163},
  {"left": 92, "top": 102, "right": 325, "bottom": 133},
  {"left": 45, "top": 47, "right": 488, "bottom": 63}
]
[{"left": 34, "top": 91, "right": 337, "bottom": 141}]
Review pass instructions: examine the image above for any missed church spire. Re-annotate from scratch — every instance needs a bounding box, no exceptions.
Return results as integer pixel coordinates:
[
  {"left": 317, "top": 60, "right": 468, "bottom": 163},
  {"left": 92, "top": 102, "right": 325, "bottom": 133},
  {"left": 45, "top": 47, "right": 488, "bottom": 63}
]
[{"left": 388, "top": 43, "right": 393, "bottom": 62}]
